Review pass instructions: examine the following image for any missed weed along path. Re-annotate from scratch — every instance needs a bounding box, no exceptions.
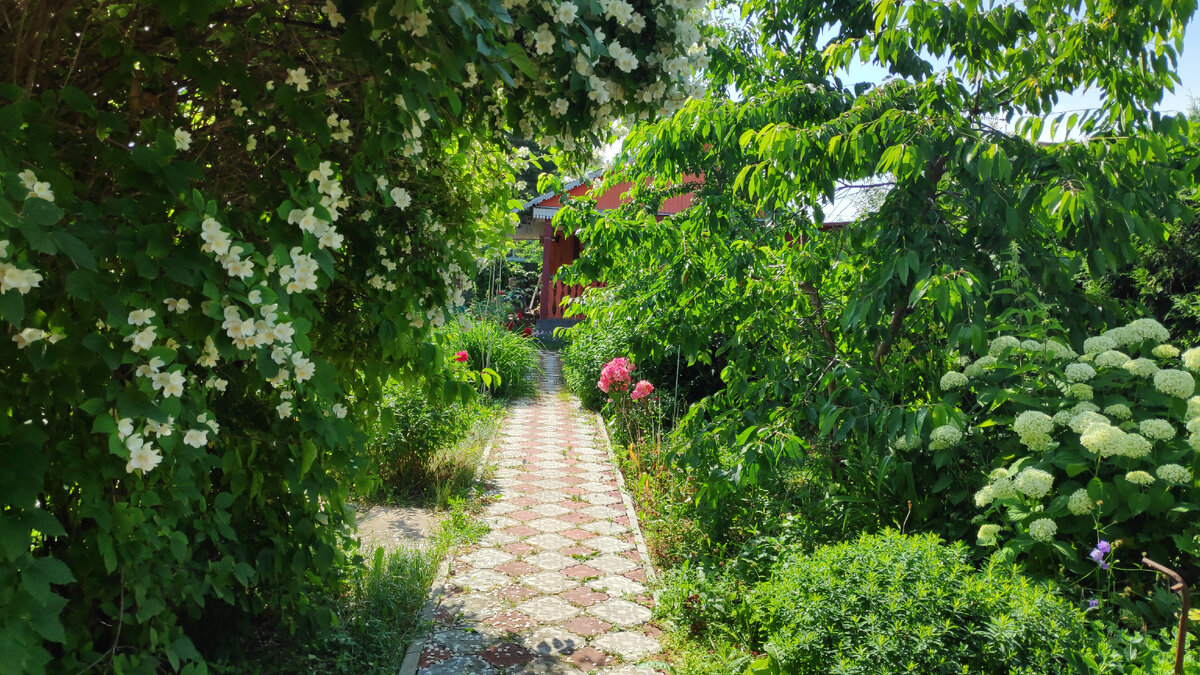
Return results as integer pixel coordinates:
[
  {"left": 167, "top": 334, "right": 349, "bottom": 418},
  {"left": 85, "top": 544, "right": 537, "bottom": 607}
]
[{"left": 411, "top": 352, "right": 663, "bottom": 675}]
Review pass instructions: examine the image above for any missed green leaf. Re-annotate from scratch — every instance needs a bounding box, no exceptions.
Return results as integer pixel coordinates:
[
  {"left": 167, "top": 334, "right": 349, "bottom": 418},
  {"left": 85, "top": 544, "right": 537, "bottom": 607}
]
[
  {"left": 51, "top": 231, "right": 97, "bottom": 271},
  {"left": 504, "top": 42, "right": 537, "bottom": 79}
]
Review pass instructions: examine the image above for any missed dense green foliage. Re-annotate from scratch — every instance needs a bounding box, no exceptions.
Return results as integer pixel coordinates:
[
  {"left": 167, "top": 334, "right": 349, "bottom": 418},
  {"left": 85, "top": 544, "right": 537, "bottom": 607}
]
[
  {"left": 0, "top": 0, "right": 707, "bottom": 669},
  {"left": 442, "top": 317, "right": 541, "bottom": 398}
]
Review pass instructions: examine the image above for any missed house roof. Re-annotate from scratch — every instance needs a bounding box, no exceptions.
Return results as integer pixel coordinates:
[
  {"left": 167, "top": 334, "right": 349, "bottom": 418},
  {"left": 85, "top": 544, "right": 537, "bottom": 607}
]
[{"left": 520, "top": 169, "right": 605, "bottom": 211}]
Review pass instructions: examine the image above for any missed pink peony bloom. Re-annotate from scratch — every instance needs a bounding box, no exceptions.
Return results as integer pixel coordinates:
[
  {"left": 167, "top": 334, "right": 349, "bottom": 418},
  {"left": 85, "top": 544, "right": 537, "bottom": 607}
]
[
  {"left": 631, "top": 380, "right": 654, "bottom": 400},
  {"left": 455, "top": 350, "right": 469, "bottom": 362},
  {"left": 597, "top": 357, "right": 634, "bottom": 393}
]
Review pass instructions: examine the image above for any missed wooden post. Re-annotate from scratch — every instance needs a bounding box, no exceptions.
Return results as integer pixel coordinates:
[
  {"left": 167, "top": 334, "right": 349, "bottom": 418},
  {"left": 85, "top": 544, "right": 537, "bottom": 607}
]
[{"left": 539, "top": 217, "right": 553, "bottom": 321}]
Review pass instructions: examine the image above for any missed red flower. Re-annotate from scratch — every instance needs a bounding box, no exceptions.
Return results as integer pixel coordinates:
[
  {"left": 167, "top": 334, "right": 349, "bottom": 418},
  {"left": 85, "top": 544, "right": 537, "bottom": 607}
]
[
  {"left": 631, "top": 380, "right": 654, "bottom": 400},
  {"left": 455, "top": 350, "right": 468, "bottom": 362}
]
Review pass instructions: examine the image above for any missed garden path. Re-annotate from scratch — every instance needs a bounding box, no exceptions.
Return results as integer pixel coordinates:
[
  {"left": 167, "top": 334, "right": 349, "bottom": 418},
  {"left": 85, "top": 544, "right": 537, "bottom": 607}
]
[{"left": 413, "top": 352, "right": 663, "bottom": 674}]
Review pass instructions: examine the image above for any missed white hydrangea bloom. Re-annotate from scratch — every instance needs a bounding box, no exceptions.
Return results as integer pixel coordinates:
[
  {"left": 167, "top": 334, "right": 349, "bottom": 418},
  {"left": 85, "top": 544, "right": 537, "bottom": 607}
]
[
  {"left": 977, "top": 523, "right": 1001, "bottom": 545},
  {"left": 1183, "top": 347, "right": 1200, "bottom": 373},
  {"left": 1188, "top": 396, "right": 1200, "bottom": 420},
  {"left": 1021, "top": 339, "right": 1043, "bottom": 352},
  {"left": 1083, "top": 336, "right": 1117, "bottom": 354},
  {"left": 1156, "top": 464, "right": 1191, "bottom": 485},
  {"left": 939, "top": 371, "right": 968, "bottom": 390},
  {"left": 974, "top": 484, "right": 995, "bottom": 507},
  {"left": 1152, "top": 344, "right": 1180, "bottom": 359},
  {"left": 1121, "top": 433, "right": 1151, "bottom": 459},
  {"left": 1013, "top": 468, "right": 1054, "bottom": 498},
  {"left": 1139, "top": 418, "right": 1175, "bottom": 441},
  {"left": 963, "top": 355, "right": 997, "bottom": 377},
  {"left": 1103, "top": 326, "right": 1137, "bottom": 346},
  {"left": 1080, "top": 424, "right": 1125, "bottom": 457},
  {"left": 1123, "top": 357, "right": 1159, "bottom": 378},
  {"left": 1044, "top": 340, "right": 1077, "bottom": 360},
  {"left": 1153, "top": 369, "right": 1195, "bottom": 398},
  {"left": 928, "top": 425, "right": 963, "bottom": 450},
  {"left": 1028, "top": 518, "right": 1057, "bottom": 542},
  {"left": 1125, "top": 470, "right": 1154, "bottom": 486},
  {"left": 1068, "top": 383, "right": 1093, "bottom": 400},
  {"left": 989, "top": 335, "right": 1021, "bottom": 356},
  {"left": 1014, "top": 411, "right": 1053, "bottom": 439},
  {"left": 1064, "top": 363, "right": 1095, "bottom": 382},
  {"left": 990, "top": 476, "right": 1016, "bottom": 499},
  {"left": 1126, "top": 318, "right": 1170, "bottom": 343},
  {"left": 1067, "top": 488, "right": 1094, "bottom": 515},
  {"left": 1102, "top": 403, "right": 1131, "bottom": 420},
  {"left": 1094, "top": 350, "right": 1130, "bottom": 369}
]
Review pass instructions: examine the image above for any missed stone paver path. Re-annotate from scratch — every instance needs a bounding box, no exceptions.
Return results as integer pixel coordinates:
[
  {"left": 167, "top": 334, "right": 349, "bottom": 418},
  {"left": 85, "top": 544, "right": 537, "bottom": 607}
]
[{"left": 416, "top": 353, "right": 662, "bottom": 675}]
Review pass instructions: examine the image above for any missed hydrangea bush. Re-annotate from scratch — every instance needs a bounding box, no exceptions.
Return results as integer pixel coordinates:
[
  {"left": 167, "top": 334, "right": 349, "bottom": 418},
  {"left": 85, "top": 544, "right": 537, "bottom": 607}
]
[
  {"left": 929, "top": 318, "right": 1199, "bottom": 586},
  {"left": 1, "top": 0, "right": 708, "bottom": 670}
]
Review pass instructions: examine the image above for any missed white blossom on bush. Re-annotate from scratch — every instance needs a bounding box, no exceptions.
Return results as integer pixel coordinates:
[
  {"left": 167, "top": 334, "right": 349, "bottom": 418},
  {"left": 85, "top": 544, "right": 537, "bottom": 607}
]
[
  {"left": 1028, "top": 518, "right": 1057, "bottom": 542},
  {"left": 928, "top": 424, "right": 963, "bottom": 450},
  {"left": 1156, "top": 463, "right": 1191, "bottom": 485},
  {"left": 1013, "top": 467, "right": 1054, "bottom": 498},
  {"left": 940, "top": 371, "right": 968, "bottom": 390},
  {"left": 1153, "top": 369, "right": 1195, "bottom": 398}
]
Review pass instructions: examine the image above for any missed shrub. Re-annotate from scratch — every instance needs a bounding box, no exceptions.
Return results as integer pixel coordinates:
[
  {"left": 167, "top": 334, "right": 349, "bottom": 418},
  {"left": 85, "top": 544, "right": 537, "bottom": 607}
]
[
  {"left": 927, "top": 318, "right": 1200, "bottom": 597},
  {"left": 440, "top": 318, "right": 540, "bottom": 399},
  {"left": 365, "top": 379, "right": 478, "bottom": 499},
  {"left": 748, "top": 530, "right": 1094, "bottom": 674}
]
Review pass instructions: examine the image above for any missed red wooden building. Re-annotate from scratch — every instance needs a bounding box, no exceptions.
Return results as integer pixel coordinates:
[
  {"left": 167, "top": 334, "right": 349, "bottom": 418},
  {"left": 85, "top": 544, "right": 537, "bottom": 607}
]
[{"left": 515, "top": 170, "right": 699, "bottom": 332}]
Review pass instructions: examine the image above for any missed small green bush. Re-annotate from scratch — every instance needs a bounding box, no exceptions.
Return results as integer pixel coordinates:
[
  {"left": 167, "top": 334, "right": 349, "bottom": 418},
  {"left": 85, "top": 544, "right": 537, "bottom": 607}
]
[
  {"left": 562, "top": 318, "right": 637, "bottom": 410},
  {"left": 366, "top": 379, "right": 476, "bottom": 497},
  {"left": 748, "top": 530, "right": 1093, "bottom": 674},
  {"left": 441, "top": 318, "right": 540, "bottom": 398}
]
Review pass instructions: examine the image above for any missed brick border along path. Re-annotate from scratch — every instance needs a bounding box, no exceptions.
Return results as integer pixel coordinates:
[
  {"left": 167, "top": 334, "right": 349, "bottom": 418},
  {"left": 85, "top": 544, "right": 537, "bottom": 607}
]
[{"left": 415, "top": 352, "right": 662, "bottom": 675}]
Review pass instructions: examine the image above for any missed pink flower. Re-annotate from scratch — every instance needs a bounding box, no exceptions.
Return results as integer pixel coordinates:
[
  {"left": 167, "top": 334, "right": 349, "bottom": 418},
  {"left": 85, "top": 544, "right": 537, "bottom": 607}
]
[
  {"left": 631, "top": 380, "right": 654, "bottom": 400},
  {"left": 597, "top": 357, "right": 634, "bottom": 393},
  {"left": 455, "top": 350, "right": 468, "bottom": 362}
]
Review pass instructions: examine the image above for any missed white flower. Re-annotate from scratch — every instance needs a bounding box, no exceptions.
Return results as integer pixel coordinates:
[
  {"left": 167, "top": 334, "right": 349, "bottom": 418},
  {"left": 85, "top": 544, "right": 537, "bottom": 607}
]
[
  {"left": 1153, "top": 344, "right": 1181, "bottom": 359},
  {"left": 390, "top": 187, "right": 411, "bottom": 209},
  {"left": 1083, "top": 336, "right": 1117, "bottom": 354},
  {"left": 0, "top": 264, "right": 45, "bottom": 295},
  {"left": 962, "top": 355, "right": 997, "bottom": 377},
  {"left": 127, "top": 308, "right": 155, "bottom": 326},
  {"left": 1080, "top": 424, "right": 1125, "bottom": 457},
  {"left": 1064, "top": 363, "right": 1095, "bottom": 382},
  {"left": 1094, "top": 350, "right": 1129, "bottom": 369},
  {"left": 1028, "top": 518, "right": 1056, "bottom": 542},
  {"left": 554, "top": 2, "right": 578, "bottom": 23},
  {"left": 1123, "top": 358, "right": 1159, "bottom": 378},
  {"left": 1140, "top": 418, "right": 1175, "bottom": 441},
  {"left": 1156, "top": 464, "right": 1191, "bottom": 485},
  {"left": 988, "top": 336, "right": 1020, "bottom": 356},
  {"left": 1103, "top": 325, "right": 1138, "bottom": 346},
  {"left": 117, "top": 417, "right": 134, "bottom": 439},
  {"left": 974, "top": 484, "right": 995, "bottom": 507},
  {"left": 928, "top": 425, "right": 963, "bottom": 451},
  {"left": 977, "top": 523, "right": 1001, "bottom": 545},
  {"left": 407, "top": 11, "right": 430, "bottom": 36},
  {"left": 30, "top": 181, "right": 54, "bottom": 202},
  {"left": 125, "top": 325, "right": 157, "bottom": 352},
  {"left": 1069, "top": 411, "right": 1109, "bottom": 435},
  {"left": 551, "top": 97, "right": 570, "bottom": 117},
  {"left": 322, "top": 0, "right": 345, "bottom": 26},
  {"left": 1183, "top": 347, "right": 1200, "bottom": 373},
  {"left": 161, "top": 371, "right": 186, "bottom": 398},
  {"left": 1153, "top": 369, "right": 1195, "bottom": 398},
  {"left": 1013, "top": 468, "right": 1054, "bottom": 499},
  {"left": 1102, "top": 403, "right": 1131, "bottom": 420},
  {"left": 1067, "top": 489, "right": 1094, "bottom": 515},
  {"left": 183, "top": 429, "right": 208, "bottom": 448},
  {"left": 18, "top": 170, "right": 37, "bottom": 190},
  {"left": 1127, "top": 318, "right": 1171, "bottom": 343},
  {"left": 939, "top": 371, "right": 968, "bottom": 390},
  {"left": 200, "top": 217, "right": 231, "bottom": 255},
  {"left": 174, "top": 128, "right": 192, "bottom": 151},
  {"left": 609, "top": 40, "right": 639, "bottom": 73},
  {"left": 13, "top": 327, "right": 46, "bottom": 349},
  {"left": 285, "top": 67, "right": 310, "bottom": 91},
  {"left": 1189, "top": 396, "right": 1200, "bottom": 420},
  {"left": 294, "top": 357, "right": 316, "bottom": 382},
  {"left": 164, "top": 297, "right": 190, "bottom": 313},
  {"left": 246, "top": 135, "right": 257, "bottom": 152},
  {"left": 1043, "top": 340, "right": 1077, "bottom": 360},
  {"left": 1121, "top": 433, "right": 1152, "bottom": 459},
  {"left": 333, "top": 403, "right": 348, "bottom": 418},
  {"left": 532, "top": 23, "right": 555, "bottom": 55},
  {"left": 230, "top": 99, "right": 247, "bottom": 116},
  {"left": 276, "top": 401, "right": 293, "bottom": 418},
  {"left": 125, "top": 436, "right": 162, "bottom": 473},
  {"left": 1125, "top": 470, "right": 1155, "bottom": 486},
  {"left": 1068, "top": 383, "right": 1093, "bottom": 400}
]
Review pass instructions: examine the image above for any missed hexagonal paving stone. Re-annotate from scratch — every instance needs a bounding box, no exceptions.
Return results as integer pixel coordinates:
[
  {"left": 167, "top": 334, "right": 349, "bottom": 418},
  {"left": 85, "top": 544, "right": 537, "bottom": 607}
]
[
  {"left": 480, "top": 642, "right": 538, "bottom": 669},
  {"left": 457, "top": 569, "right": 514, "bottom": 592},
  {"left": 591, "top": 631, "right": 661, "bottom": 661},
  {"left": 587, "top": 575, "right": 646, "bottom": 597},
  {"left": 521, "top": 625, "right": 587, "bottom": 656},
  {"left": 516, "top": 595, "right": 581, "bottom": 623},
  {"left": 522, "top": 571, "right": 580, "bottom": 594},
  {"left": 580, "top": 536, "right": 634, "bottom": 554},
  {"left": 525, "top": 532, "right": 575, "bottom": 550},
  {"left": 462, "top": 548, "right": 515, "bottom": 569},
  {"left": 587, "top": 555, "right": 637, "bottom": 575},
  {"left": 580, "top": 521, "right": 628, "bottom": 536},
  {"left": 589, "top": 599, "right": 652, "bottom": 627},
  {"left": 561, "top": 615, "right": 613, "bottom": 637}
]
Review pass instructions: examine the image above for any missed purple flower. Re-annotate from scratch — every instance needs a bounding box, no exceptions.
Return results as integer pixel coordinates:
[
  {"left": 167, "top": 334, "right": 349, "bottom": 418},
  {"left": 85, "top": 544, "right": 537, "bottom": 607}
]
[
  {"left": 1096, "top": 540, "right": 1111, "bottom": 553},
  {"left": 1088, "top": 598, "right": 1099, "bottom": 609},
  {"left": 1089, "top": 548, "right": 1105, "bottom": 564}
]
